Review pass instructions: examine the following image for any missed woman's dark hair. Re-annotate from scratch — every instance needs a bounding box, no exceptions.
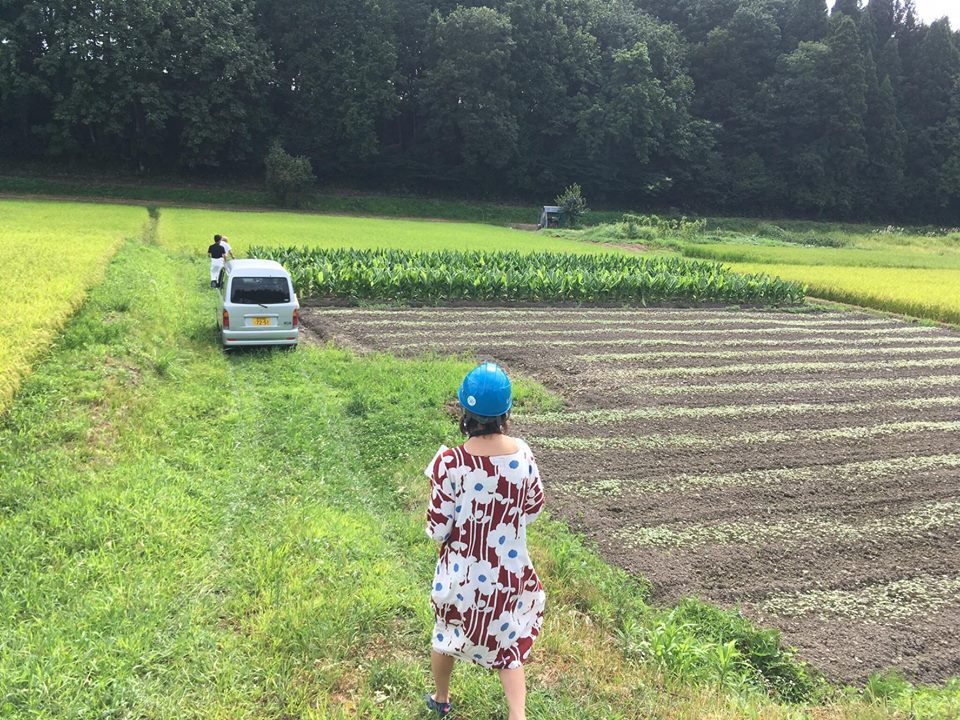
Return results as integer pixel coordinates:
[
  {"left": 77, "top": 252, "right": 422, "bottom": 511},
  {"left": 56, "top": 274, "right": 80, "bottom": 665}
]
[{"left": 460, "top": 411, "right": 510, "bottom": 437}]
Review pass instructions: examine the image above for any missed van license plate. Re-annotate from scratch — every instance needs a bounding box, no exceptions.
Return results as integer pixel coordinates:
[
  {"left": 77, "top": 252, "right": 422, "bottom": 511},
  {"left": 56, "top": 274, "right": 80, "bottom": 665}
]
[{"left": 252, "top": 317, "right": 271, "bottom": 327}]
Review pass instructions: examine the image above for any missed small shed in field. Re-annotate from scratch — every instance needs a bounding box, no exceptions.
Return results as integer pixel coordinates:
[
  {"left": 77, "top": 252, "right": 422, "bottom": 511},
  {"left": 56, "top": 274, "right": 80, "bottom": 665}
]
[{"left": 538, "top": 206, "right": 565, "bottom": 229}]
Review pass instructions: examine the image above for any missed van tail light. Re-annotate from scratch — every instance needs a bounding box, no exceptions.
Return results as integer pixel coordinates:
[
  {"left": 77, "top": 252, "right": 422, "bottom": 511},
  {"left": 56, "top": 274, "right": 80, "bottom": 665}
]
[
  {"left": 223, "top": 310, "right": 230, "bottom": 329},
  {"left": 292, "top": 308, "right": 299, "bottom": 328}
]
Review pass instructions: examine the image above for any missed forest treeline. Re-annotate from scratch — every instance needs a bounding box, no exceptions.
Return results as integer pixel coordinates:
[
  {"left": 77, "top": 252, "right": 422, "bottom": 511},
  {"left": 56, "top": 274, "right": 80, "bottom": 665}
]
[{"left": 1, "top": 0, "right": 959, "bottom": 221}]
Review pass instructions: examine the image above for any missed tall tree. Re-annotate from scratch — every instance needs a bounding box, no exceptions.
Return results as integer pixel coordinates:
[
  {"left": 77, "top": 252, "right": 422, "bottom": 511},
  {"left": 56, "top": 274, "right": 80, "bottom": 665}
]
[
  {"left": 419, "top": 7, "right": 519, "bottom": 179},
  {"left": 1, "top": 0, "right": 271, "bottom": 169},
  {"left": 255, "top": 0, "right": 398, "bottom": 176},
  {"left": 831, "top": 0, "right": 860, "bottom": 20},
  {"left": 901, "top": 20, "right": 960, "bottom": 215},
  {"left": 785, "top": 0, "right": 830, "bottom": 45}
]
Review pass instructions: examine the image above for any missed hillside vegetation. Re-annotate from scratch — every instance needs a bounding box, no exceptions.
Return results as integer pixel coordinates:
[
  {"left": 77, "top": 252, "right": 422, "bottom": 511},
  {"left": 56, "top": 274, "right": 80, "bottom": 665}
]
[{"left": 1, "top": 1, "right": 958, "bottom": 221}]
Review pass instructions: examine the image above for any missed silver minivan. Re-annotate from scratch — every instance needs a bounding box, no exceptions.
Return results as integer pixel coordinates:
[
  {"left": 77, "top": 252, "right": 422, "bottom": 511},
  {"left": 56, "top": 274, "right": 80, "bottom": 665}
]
[{"left": 217, "top": 260, "right": 300, "bottom": 348}]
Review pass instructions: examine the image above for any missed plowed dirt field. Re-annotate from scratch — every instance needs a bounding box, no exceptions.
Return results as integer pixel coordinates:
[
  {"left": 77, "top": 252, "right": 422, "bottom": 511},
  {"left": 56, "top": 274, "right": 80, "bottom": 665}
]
[{"left": 304, "top": 306, "right": 960, "bottom": 683}]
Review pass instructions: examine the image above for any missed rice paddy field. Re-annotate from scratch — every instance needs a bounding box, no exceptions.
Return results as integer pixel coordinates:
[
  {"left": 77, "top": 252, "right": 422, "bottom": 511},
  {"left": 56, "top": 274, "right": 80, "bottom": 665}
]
[
  {"left": 727, "top": 264, "right": 960, "bottom": 326},
  {"left": 0, "top": 200, "right": 146, "bottom": 407},
  {"left": 309, "top": 306, "right": 960, "bottom": 685}
]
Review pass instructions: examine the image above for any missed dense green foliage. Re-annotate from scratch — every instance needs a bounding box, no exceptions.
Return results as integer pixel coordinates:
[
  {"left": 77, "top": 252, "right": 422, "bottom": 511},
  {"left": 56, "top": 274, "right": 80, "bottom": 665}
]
[
  {"left": 556, "top": 184, "right": 589, "bottom": 227},
  {"left": 249, "top": 246, "right": 807, "bottom": 304},
  {"left": 263, "top": 143, "right": 315, "bottom": 207},
  {"left": 2, "top": 1, "right": 957, "bottom": 221}
]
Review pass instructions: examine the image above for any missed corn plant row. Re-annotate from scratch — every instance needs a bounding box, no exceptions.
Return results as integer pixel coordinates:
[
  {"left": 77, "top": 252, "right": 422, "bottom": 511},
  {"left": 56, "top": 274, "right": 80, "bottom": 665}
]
[
  {"left": 518, "top": 395, "right": 960, "bottom": 426},
  {"left": 250, "top": 246, "right": 807, "bottom": 305},
  {"left": 320, "top": 306, "right": 819, "bottom": 317},
  {"left": 529, "top": 419, "right": 960, "bottom": 452},
  {"left": 566, "top": 453, "right": 960, "bottom": 498}
]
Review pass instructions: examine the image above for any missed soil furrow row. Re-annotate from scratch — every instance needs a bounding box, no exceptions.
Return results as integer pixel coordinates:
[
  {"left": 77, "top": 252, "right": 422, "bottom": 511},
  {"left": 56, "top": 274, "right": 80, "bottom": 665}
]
[
  {"left": 355, "top": 318, "right": 899, "bottom": 333},
  {"left": 585, "top": 356, "right": 960, "bottom": 378},
  {"left": 536, "top": 431, "right": 960, "bottom": 485},
  {"left": 552, "top": 453, "right": 960, "bottom": 498},
  {"left": 613, "top": 501, "right": 960, "bottom": 549},
  {"left": 520, "top": 402, "right": 960, "bottom": 441},
  {"left": 759, "top": 575, "right": 960, "bottom": 621},
  {"left": 519, "top": 395, "right": 960, "bottom": 426},
  {"left": 368, "top": 327, "right": 943, "bottom": 348},
  {"left": 530, "top": 419, "right": 960, "bottom": 451},
  {"left": 619, "top": 373, "right": 960, "bottom": 399}
]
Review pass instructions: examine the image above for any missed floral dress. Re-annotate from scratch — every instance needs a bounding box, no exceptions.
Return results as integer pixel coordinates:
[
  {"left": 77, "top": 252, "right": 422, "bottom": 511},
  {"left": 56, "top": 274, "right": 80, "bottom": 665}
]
[{"left": 425, "top": 439, "right": 546, "bottom": 670}]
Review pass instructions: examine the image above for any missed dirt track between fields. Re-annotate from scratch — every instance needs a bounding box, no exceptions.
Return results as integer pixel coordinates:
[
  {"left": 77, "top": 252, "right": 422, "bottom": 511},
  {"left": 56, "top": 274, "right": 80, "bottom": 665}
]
[{"left": 304, "top": 306, "right": 960, "bottom": 683}]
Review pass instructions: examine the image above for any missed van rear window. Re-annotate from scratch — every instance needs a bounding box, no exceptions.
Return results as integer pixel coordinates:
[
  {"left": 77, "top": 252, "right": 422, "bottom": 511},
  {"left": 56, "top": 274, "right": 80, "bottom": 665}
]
[{"left": 231, "top": 276, "right": 291, "bottom": 305}]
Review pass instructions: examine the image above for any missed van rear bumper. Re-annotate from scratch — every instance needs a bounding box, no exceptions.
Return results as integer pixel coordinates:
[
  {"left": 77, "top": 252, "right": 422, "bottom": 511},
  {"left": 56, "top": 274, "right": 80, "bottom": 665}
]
[{"left": 221, "top": 329, "right": 299, "bottom": 346}]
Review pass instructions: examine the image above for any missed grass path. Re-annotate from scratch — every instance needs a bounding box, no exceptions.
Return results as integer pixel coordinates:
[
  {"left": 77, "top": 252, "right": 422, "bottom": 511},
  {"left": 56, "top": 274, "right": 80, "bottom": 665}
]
[{"left": 2, "top": 237, "right": 954, "bottom": 718}]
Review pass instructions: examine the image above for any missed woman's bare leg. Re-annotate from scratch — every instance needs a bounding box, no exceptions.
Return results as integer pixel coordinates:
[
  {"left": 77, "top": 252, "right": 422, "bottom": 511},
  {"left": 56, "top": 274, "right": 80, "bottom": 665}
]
[
  {"left": 431, "top": 651, "right": 455, "bottom": 703},
  {"left": 499, "top": 666, "right": 526, "bottom": 720}
]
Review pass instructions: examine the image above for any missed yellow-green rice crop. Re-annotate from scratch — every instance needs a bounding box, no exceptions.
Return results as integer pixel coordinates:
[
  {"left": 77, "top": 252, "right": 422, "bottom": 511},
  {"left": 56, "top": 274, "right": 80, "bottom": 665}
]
[
  {"left": 0, "top": 200, "right": 146, "bottom": 408},
  {"left": 157, "top": 206, "right": 625, "bottom": 256},
  {"left": 728, "top": 263, "right": 960, "bottom": 325}
]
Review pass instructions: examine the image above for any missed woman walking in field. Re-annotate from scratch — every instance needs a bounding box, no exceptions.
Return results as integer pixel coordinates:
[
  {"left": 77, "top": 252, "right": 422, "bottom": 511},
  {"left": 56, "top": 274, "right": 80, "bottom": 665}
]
[{"left": 424, "top": 363, "right": 546, "bottom": 720}]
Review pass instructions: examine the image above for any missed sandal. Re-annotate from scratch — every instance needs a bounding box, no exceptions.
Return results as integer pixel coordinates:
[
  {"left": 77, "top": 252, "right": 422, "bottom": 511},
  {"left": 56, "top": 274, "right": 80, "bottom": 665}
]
[{"left": 424, "top": 693, "right": 453, "bottom": 717}]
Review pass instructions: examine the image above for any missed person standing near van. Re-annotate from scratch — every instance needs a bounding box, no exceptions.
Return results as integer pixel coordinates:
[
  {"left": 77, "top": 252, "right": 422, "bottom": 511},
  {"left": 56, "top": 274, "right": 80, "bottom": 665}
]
[
  {"left": 424, "top": 363, "right": 546, "bottom": 720},
  {"left": 208, "top": 235, "right": 228, "bottom": 288},
  {"left": 220, "top": 235, "right": 236, "bottom": 261}
]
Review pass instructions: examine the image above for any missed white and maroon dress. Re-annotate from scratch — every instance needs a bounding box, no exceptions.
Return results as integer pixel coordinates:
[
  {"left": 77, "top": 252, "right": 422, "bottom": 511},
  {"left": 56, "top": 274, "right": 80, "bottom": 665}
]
[{"left": 425, "top": 440, "right": 546, "bottom": 670}]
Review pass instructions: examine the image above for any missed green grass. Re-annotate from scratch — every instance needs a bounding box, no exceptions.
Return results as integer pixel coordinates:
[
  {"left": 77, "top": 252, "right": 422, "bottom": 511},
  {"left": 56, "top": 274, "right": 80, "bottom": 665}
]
[
  {"left": 6, "top": 237, "right": 930, "bottom": 719},
  {"left": 0, "top": 199, "right": 146, "bottom": 408},
  {"left": 158, "top": 207, "right": 623, "bottom": 257}
]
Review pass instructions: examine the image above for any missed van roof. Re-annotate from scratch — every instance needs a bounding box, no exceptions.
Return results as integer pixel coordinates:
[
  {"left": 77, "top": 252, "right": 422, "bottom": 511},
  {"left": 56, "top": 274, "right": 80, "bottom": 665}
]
[{"left": 227, "top": 259, "right": 290, "bottom": 277}]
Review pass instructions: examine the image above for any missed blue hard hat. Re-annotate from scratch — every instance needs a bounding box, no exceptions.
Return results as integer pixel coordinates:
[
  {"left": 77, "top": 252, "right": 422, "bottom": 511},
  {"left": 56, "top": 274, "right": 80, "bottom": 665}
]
[{"left": 458, "top": 363, "right": 512, "bottom": 418}]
